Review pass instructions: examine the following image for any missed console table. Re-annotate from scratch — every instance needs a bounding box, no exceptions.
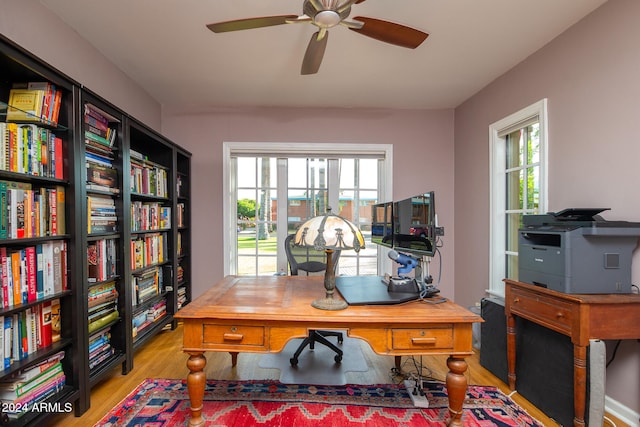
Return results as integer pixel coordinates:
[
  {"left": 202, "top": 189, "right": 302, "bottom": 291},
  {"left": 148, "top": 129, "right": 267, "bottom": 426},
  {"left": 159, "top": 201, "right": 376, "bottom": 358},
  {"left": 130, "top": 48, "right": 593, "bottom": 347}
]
[
  {"left": 175, "top": 275, "right": 482, "bottom": 427},
  {"left": 504, "top": 279, "right": 640, "bottom": 427}
]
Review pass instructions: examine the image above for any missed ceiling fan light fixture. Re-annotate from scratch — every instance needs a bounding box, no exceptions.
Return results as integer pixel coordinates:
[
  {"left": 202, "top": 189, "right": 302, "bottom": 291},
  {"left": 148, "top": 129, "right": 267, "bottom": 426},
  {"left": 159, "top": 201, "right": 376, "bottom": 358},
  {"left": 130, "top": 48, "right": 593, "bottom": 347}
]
[{"left": 314, "top": 10, "right": 341, "bottom": 28}]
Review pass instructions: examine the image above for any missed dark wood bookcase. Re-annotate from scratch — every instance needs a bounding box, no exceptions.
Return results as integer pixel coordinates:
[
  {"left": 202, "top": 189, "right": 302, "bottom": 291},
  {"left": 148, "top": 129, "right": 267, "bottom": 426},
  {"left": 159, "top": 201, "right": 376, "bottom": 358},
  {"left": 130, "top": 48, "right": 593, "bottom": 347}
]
[
  {"left": 124, "top": 119, "right": 176, "bottom": 365},
  {"left": 175, "top": 148, "right": 191, "bottom": 313},
  {"left": 0, "top": 35, "right": 191, "bottom": 423}
]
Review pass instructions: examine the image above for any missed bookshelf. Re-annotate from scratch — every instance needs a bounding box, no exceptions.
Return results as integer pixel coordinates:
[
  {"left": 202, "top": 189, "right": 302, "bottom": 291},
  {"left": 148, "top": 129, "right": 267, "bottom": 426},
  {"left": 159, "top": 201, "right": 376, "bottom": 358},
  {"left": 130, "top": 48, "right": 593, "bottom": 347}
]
[
  {"left": 0, "top": 35, "right": 192, "bottom": 422},
  {"left": 175, "top": 148, "right": 191, "bottom": 313},
  {"left": 79, "top": 92, "right": 129, "bottom": 398},
  {"left": 124, "top": 120, "right": 175, "bottom": 364},
  {"left": 0, "top": 36, "right": 83, "bottom": 423}
]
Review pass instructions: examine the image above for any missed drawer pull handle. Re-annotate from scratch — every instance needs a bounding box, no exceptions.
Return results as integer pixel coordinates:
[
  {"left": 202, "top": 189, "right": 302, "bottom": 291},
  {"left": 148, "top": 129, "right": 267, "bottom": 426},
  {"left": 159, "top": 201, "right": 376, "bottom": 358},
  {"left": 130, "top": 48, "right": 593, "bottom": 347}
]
[
  {"left": 513, "top": 298, "right": 520, "bottom": 304},
  {"left": 223, "top": 333, "right": 244, "bottom": 341},
  {"left": 556, "top": 312, "right": 564, "bottom": 319},
  {"left": 411, "top": 337, "right": 437, "bottom": 345}
]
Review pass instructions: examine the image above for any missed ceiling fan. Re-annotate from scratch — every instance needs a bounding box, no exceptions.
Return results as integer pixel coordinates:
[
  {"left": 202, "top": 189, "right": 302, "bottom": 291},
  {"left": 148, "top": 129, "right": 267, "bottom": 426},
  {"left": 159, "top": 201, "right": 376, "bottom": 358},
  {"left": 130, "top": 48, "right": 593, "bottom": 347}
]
[{"left": 206, "top": 0, "right": 429, "bottom": 75}]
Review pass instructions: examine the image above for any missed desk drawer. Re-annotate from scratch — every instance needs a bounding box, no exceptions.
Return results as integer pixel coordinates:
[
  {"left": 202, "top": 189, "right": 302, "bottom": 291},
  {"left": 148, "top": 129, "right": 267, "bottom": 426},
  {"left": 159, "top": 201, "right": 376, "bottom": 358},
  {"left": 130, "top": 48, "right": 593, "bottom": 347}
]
[
  {"left": 391, "top": 326, "right": 453, "bottom": 350},
  {"left": 203, "top": 324, "right": 265, "bottom": 346},
  {"left": 509, "top": 289, "right": 573, "bottom": 333}
]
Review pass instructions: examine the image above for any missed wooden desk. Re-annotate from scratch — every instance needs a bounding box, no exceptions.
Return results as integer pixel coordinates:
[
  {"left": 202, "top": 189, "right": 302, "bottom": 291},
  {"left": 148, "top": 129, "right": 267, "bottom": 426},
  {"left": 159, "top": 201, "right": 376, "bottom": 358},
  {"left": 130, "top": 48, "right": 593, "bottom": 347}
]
[
  {"left": 175, "top": 275, "right": 482, "bottom": 427},
  {"left": 504, "top": 279, "right": 640, "bottom": 427}
]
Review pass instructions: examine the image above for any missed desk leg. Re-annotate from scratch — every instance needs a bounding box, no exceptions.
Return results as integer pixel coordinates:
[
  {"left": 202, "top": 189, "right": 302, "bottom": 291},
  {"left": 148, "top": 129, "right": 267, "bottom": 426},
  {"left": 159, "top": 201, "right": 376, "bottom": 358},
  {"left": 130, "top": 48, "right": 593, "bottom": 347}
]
[
  {"left": 573, "top": 345, "right": 587, "bottom": 427},
  {"left": 506, "top": 311, "right": 517, "bottom": 391},
  {"left": 446, "top": 356, "right": 468, "bottom": 427},
  {"left": 186, "top": 352, "right": 207, "bottom": 427}
]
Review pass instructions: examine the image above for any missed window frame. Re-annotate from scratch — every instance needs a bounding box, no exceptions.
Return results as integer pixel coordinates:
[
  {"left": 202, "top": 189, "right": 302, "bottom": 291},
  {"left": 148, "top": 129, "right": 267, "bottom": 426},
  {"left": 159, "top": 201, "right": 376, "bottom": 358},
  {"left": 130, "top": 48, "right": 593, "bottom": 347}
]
[
  {"left": 222, "top": 142, "right": 393, "bottom": 277},
  {"left": 488, "top": 99, "right": 548, "bottom": 298}
]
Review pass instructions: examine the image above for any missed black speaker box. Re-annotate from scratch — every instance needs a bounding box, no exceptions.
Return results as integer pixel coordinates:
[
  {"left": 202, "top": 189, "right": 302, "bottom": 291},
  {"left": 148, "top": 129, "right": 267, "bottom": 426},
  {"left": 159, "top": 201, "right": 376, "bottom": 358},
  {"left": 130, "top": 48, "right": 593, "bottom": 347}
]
[
  {"left": 480, "top": 297, "right": 590, "bottom": 427},
  {"left": 479, "top": 297, "right": 509, "bottom": 384}
]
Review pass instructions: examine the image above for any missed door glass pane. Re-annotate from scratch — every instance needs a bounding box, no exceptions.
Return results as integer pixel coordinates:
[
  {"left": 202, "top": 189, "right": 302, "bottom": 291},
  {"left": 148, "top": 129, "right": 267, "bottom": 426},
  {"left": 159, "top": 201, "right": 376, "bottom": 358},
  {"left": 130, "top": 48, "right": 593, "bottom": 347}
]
[
  {"left": 236, "top": 154, "right": 383, "bottom": 277},
  {"left": 237, "top": 157, "right": 256, "bottom": 187},
  {"left": 359, "top": 158, "right": 378, "bottom": 189},
  {"left": 238, "top": 254, "right": 256, "bottom": 275},
  {"left": 258, "top": 256, "right": 277, "bottom": 276},
  {"left": 339, "top": 158, "right": 355, "bottom": 188}
]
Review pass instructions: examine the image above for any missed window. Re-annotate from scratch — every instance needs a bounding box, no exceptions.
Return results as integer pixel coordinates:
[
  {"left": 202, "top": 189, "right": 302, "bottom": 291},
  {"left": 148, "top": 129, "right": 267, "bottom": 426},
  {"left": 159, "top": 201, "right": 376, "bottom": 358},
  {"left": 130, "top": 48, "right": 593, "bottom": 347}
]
[
  {"left": 488, "top": 100, "right": 548, "bottom": 297},
  {"left": 222, "top": 143, "right": 393, "bottom": 277}
]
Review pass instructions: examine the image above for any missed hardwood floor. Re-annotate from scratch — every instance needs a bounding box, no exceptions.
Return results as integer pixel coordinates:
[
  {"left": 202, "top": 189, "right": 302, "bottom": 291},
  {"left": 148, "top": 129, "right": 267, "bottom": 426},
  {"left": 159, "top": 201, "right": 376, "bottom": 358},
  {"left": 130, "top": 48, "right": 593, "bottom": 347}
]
[{"left": 48, "top": 322, "right": 627, "bottom": 427}]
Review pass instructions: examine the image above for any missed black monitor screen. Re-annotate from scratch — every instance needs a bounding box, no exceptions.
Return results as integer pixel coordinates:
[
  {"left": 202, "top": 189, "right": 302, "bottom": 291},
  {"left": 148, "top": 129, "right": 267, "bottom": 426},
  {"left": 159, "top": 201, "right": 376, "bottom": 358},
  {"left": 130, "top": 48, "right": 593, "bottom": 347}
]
[
  {"left": 371, "top": 201, "right": 394, "bottom": 248},
  {"left": 392, "top": 191, "right": 436, "bottom": 257}
]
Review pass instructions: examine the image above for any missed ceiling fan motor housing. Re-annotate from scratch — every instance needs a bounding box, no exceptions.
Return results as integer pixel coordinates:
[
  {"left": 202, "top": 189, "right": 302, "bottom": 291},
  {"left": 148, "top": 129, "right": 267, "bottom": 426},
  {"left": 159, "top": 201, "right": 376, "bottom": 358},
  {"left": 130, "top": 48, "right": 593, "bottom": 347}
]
[{"left": 303, "top": 0, "right": 352, "bottom": 28}]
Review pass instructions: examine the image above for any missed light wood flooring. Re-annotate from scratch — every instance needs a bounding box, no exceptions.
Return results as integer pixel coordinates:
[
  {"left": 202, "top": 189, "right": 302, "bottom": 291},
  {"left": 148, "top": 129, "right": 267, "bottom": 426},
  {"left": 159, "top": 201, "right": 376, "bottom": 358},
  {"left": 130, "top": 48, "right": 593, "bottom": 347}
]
[{"left": 48, "top": 322, "right": 627, "bottom": 427}]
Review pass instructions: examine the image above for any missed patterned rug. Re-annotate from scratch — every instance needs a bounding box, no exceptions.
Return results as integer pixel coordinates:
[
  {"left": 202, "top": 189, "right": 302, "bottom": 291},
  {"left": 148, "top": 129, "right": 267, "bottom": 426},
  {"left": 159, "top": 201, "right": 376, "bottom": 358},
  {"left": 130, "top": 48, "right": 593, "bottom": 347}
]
[{"left": 94, "top": 379, "right": 544, "bottom": 426}]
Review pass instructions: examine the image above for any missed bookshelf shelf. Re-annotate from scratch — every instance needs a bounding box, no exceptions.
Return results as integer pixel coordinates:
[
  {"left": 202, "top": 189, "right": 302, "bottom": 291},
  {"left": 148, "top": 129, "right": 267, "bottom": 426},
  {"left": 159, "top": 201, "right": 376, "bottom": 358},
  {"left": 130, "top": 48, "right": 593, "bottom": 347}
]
[
  {"left": 0, "top": 34, "right": 191, "bottom": 423},
  {"left": 0, "top": 101, "right": 68, "bottom": 131}
]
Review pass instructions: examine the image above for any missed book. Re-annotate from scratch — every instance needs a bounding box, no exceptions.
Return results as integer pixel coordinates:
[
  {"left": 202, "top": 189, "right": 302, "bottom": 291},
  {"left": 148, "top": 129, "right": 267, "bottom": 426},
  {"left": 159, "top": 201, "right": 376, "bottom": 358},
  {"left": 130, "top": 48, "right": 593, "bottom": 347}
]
[
  {"left": 55, "top": 185, "right": 66, "bottom": 235},
  {"left": 0, "top": 351, "right": 63, "bottom": 385},
  {"left": 0, "top": 361, "right": 62, "bottom": 399},
  {"left": 6, "top": 89, "right": 43, "bottom": 122},
  {"left": 87, "top": 163, "right": 118, "bottom": 188},
  {"left": 49, "top": 299, "right": 60, "bottom": 343},
  {"left": 39, "top": 301, "right": 52, "bottom": 348}
]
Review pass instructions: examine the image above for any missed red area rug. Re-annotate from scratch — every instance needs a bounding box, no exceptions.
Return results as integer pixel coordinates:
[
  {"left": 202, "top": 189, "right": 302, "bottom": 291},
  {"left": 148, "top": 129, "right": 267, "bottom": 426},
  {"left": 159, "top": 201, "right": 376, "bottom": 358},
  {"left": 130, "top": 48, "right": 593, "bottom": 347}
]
[{"left": 94, "top": 379, "right": 544, "bottom": 426}]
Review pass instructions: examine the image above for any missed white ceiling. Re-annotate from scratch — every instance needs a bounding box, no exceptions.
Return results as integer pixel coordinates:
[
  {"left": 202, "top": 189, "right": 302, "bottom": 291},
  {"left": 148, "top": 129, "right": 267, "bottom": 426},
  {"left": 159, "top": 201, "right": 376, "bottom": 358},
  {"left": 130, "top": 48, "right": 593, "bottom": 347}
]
[{"left": 40, "top": 0, "right": 607, "bottom": 110}]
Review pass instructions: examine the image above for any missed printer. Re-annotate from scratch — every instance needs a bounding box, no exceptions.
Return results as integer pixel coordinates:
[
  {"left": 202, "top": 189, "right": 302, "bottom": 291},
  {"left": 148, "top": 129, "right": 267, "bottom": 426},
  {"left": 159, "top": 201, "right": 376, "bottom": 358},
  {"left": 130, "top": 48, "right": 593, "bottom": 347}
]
[{"left": 518, "top": 208, "right": 640, "bottom": 294}]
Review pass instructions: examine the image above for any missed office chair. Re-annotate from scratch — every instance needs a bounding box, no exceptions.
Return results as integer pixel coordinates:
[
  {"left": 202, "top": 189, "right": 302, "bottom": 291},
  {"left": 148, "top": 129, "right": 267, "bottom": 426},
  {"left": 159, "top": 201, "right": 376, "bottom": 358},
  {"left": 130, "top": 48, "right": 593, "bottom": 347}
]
[{"left": 284, "top": 234, "right": 343, "bottom": 366}]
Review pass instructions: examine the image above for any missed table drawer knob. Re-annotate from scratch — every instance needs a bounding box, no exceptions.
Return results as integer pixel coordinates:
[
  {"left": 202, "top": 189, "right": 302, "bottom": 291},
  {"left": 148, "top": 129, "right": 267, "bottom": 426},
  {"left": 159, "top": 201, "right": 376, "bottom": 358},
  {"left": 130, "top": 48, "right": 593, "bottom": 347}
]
[
  {"left": 411, "top": 337, "right": 437, "bottom": 345},
  {"left": 556, "top": 312, "right": 564, "bottom": 319},
  {"left": 223, "top": 333, "right": 244, "bottom": 341},
  {"left": 513, "top": 297, "right": 520, "bottom": 304}
]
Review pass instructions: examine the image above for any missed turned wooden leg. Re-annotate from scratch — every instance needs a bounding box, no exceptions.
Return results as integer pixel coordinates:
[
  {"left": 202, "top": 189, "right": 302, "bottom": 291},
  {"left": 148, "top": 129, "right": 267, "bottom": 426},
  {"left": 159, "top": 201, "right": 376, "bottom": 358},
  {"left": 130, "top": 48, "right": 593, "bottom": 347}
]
[
  {"left": 395, "top": 356, "right": 401, "bottom": 370},
  {"left": 230, "top": 352, "right": 238, "bottom": 367},
  {"left": 186, "top": 352, "right": 207, "bottom": 427},
  {"left": 445, "top": 356, "right": 468, "bottom": 427},
  {"left": 573, "top": 345, "right": 587, "bottom": 427}
]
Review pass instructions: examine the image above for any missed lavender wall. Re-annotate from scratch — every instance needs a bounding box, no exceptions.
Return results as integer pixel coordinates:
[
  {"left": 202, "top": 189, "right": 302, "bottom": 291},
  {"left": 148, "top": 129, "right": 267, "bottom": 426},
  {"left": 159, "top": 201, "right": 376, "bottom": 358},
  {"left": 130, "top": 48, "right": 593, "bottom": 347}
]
[
  {"left": 0, "top": 0, "right": 161, "bottom": 129},
  {"left": 161, "top": 107, "right": 455, "bottom": 299},
  {"left": 454, "top": 0, "right": 640, "bottom": 415},
  {"left": 3, "top": 0, "right": 637, "bottom": 418}
]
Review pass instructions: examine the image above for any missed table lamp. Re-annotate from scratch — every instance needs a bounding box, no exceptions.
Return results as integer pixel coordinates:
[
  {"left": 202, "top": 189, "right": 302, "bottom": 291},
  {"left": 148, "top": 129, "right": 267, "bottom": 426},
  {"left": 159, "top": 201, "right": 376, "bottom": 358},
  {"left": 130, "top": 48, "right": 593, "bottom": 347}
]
[{"left": 294, "top": 207, "right": 365, "bottom": 310}]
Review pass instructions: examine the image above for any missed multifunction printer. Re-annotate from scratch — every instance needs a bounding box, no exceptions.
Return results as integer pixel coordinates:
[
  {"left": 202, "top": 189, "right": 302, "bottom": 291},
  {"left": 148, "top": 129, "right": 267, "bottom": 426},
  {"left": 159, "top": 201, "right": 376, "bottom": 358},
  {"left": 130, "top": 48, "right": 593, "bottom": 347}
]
[{"left": 518, "top": 208, "right": 640, "bottom": 293}]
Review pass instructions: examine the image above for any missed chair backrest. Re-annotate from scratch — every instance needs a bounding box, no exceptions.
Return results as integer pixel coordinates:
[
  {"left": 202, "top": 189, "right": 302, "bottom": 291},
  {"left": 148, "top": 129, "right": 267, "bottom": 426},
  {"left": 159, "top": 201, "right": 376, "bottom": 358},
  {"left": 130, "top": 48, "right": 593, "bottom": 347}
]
[{"left": 284, "top": 234, "right": 341, "bottom": 276}]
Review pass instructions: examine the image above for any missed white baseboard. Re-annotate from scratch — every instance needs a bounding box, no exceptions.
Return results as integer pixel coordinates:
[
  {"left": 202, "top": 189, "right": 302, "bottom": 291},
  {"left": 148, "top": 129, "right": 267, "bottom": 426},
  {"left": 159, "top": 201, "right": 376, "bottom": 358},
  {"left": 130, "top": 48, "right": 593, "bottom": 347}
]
[{"left": 606, "top": 395, "right": 640, "bottom": 427}]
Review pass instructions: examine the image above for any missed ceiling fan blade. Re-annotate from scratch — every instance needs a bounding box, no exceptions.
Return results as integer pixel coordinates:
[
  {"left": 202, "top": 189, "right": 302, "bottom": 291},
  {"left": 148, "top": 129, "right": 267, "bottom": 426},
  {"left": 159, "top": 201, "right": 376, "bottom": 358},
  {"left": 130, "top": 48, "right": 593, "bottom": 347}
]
[
  {"left": 301, "top": 31, "right": 329, "bottom": 75},
  {"left": 207, "top": 15, "right": 299, "bottom": 33},
  {"left": 349, "top": 16, "right": 428, "bottom": 49},
  {"left": 309, "top": 0, "right": 325, "bottom": 12},
  {"left": 355, "top": 0, "right": 366, "bottom": 3}
]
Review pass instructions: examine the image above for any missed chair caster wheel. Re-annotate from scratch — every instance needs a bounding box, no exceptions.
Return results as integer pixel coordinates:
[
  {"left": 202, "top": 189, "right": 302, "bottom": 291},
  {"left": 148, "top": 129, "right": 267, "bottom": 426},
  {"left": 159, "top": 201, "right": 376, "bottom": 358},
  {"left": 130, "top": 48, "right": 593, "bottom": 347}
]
[
  {"left": 290, "top": 358, "right": 298, "bottom": 366},
  {"left": 334, "top": 355, "right": 342, "bottom": 364}
]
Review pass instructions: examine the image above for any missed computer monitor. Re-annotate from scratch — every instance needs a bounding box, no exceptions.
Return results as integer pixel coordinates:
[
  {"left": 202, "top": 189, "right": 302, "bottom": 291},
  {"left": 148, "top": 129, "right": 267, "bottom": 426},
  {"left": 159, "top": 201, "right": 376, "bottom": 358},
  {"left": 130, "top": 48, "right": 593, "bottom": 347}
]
[
  {"left": 392, "top": 191, "right": 436, "bottom": 257},
  {"left": 371, "top": 201, "right": 394, "bottom": 248}
]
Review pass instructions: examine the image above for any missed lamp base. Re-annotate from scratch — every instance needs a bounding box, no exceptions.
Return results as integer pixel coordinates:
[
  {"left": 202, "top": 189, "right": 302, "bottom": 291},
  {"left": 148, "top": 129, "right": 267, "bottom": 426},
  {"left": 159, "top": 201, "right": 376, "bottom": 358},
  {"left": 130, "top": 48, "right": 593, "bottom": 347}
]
[{"left": 311, "top": 296, "right": 348, "bottom": 311}]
